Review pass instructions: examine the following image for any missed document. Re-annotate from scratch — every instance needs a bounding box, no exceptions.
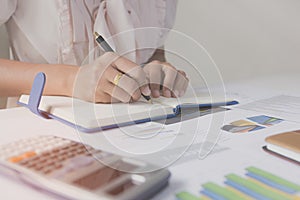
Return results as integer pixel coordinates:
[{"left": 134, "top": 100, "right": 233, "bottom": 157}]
[
  {"left": 78, "top": 111, "right": 232, "bottom": 168},
  {"left": 153, "top": 137, "right": 300, "bottom": 200},
  {"left": 237, "top": 95, "right": 300, "bottom": 123}
]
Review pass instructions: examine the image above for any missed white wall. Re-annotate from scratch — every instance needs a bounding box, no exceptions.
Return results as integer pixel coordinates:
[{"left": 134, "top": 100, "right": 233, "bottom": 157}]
[
  {"left": 0, "top": 1, "right": 299, "bottom": 85},
  {"left": 165, "top": 0, "right": 300, "bottom": 84},
  {"left": 0, "top": 25, "right": 9, "bottom": 59},
  {"left": 0, "top": 26, "right": 9, "bottom": 108}
]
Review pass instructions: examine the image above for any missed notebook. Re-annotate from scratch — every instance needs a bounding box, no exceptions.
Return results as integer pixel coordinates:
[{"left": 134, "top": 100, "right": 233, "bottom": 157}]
[
  {"left": 264, "top": 130, "right": 300, "bottom": 164},
  {"left": 19, "top": 93, "right": 238, "bottom": 133}
]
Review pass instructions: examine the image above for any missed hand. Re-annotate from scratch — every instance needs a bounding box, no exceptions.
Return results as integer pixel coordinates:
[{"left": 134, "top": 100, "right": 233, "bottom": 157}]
[
  {"left": 74, "top": 52, "right": 151, "bottom": 103},
  {"left": 143, "top": 60, "right": 189, "bottom": 98}
]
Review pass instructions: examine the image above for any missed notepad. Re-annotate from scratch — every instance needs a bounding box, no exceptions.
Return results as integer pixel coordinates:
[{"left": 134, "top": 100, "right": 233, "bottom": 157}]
[
  {"left": 265, "top": 130, "right": 300, "bottom": 163},
  {"left": 19, "top": 94, "right": 238, "bottom": 133}
]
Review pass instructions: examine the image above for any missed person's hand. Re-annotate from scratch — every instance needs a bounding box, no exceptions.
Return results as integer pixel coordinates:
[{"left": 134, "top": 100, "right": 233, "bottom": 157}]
[
  {"left": 74, "top": 52, "right": 151, "bottom": 103},
  {"left": 143, "top": 60, "right": 189, "bottom": 98}
]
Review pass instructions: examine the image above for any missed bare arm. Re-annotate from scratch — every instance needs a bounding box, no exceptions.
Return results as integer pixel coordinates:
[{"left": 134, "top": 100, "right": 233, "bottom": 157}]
[
  {"left": 0, "top": 53, "right": 151, "bottom": 103},
  {"left": 0, "top": 59, "right": 78, "bottom": 97},
  {"left": 0, "top": 49, "right": 188, "bottom": 102}
]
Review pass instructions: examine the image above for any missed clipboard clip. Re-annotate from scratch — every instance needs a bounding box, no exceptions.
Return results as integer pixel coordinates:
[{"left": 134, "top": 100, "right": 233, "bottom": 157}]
[{"left": 22, "top": 72, "right": 50, "bottom": 119}]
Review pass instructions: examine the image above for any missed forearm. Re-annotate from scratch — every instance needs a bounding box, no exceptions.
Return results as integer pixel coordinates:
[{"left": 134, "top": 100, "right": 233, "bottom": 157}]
[{"left": 0, "top": 59, "right": 78, "bottom": 97}]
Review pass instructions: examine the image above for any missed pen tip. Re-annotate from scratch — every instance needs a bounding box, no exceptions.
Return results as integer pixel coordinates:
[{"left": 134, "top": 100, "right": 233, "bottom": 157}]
[{"left": 94, "top": 32, "right": 100, "bottom": 38}]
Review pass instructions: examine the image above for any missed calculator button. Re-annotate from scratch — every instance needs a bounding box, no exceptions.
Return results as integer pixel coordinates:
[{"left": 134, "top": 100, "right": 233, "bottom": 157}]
[
  {"left": 45, "top": 161, "right": 55, "bottom": 166},
  {"left": 19, "top": 160, "right": 29, "bottom": 166},
  {"left": 57, "top": 156, "right": 67, "bottom": 162},
  {"left": 27, "top": 162, "right": 37, "bottom": 168},
  {"left": 61, "top": 146, "right": 70, "bottom": 150},
  {"left": 34, "top": 165, "right": 44, "bottom": 171},
  {"left": 49, "top": 154, "right": 58, "bottom": 160},
  {"left": 8, "top": 151, "right": 37, "bottom": 163},
  {"left": 52, "top": 148, "right": 59, "bottom": 153},
  {"left": 41, "top": 152, "right": 51, "bottom": 157},
  {"left": 22, "top": 151, "right": 36, "bottom": 159},
  {"left": 42, "top": 168, "right": 52, "bottom": 174},
  {"left": 54, "top": 163, "right": 63, "bottom": 169},
  {"left": 66, "top": 152, "right": 76, "bottom": 158},
  {"left": 8, "top": 156, "right": 23, "bottom": 163}
]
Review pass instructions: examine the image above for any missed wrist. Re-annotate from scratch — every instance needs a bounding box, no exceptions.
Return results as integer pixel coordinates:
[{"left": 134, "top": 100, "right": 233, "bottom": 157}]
[
  {"left": 64, "top": 65, "right": 79, "bottom": 97},
  {"left": 42, "top": 64, "right": 79, "bottom": 97}
]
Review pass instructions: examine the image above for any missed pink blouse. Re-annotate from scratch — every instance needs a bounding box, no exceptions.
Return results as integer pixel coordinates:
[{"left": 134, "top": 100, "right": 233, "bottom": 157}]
[{"left": 1, "top": 0, "right": 177, "bottom": 66}]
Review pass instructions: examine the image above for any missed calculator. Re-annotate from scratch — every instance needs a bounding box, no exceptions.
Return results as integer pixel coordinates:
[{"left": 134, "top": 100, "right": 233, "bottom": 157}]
[{"left": 0, "top": 135, "right": 170, "bottom": 200}]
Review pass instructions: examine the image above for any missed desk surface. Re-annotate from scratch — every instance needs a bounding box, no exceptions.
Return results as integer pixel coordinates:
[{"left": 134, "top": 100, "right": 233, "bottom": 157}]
[{"left": 1, "top": 74, "right": 300, "bottom": 200}]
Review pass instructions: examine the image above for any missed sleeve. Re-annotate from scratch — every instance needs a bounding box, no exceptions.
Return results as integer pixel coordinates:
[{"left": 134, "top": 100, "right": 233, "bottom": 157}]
[
  {"left": 165, "top": 0, "right": 178, "bottom": 29},
  {"left": 0, "top": 0, "right": 17, "bottom": 25},
  {"left": 146, "top": 47, "right": 166, "bottom": 63}
]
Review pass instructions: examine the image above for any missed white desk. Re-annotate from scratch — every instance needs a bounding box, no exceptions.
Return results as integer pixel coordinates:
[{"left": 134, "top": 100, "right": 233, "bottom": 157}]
[{"left": 1, "top": 74, "right": 300, "bottom": 199}]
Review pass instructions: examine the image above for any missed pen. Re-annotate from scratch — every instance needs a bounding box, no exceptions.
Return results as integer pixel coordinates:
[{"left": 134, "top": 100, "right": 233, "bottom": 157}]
[{"left": 94, "top": 32, "right": 152, "bottom": 103}]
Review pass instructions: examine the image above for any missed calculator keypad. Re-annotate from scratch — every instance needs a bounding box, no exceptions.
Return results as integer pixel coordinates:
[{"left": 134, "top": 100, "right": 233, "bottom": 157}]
[
  {"left": 0, "top": 136, "right": 107, "bottom": 175},
  {"left": 0, "top": 135, "right": 170, "bottom": 200}
]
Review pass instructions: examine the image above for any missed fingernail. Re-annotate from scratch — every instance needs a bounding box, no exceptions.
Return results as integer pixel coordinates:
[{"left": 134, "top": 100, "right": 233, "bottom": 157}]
[
  {"left": 142, "top": 86, "right": 151, "bottom": 96},
  {"left": 153, "top": 90, "right": 160, "bottom": 97},
  {"left": 164, "top": 90, "right": 171, "bottom": 98}
]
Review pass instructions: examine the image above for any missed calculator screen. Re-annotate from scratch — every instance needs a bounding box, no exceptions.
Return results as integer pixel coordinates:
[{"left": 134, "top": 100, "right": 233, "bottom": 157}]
[
  {"left": 72, "top": 160, "right": 138, "bottom": 190},
  {"left": 73, "top": 166, "right": 125, "bottom": 190}
]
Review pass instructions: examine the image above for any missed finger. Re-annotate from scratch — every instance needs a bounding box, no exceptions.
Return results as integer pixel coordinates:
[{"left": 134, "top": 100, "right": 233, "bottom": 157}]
[
  {"left": 111, "top": 97, "right": 121, "bottom": 103},
  {"left": 101, "top": 81, "right": 132, "bottom": 103},
  {"left": 118, "top": 64, "right": 150, "bottom": 96},
  {"left": 178, "top": 70, "right": 187, "bottom": 77},
  {"left": 145, "top": 62, "right": 162, "bottom": 98},
  {"left": 106, "top": 52, "right": 148, "bottom": 87},
  {"left": 162, "top": 64, "right": 177, "bottom": 98},
  {"left": 105, "top": 67, "right": 141, "bottom": 101},
  {"left": 99, "top": 52, "right": 150, "bottom": 95},
  {"left": 172, "top": 72, "right": 189, "bottom": 97},
  {"left": 180, "top": 77, "right": 189, "bottom": 97},
  {"left": 94, "top": 91, "right": 116, "bottom": 103}
]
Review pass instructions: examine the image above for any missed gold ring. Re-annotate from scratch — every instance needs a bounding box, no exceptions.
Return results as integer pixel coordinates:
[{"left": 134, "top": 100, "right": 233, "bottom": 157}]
[{"left": 113, "top": 73, "right": 123, "bottom": 86}]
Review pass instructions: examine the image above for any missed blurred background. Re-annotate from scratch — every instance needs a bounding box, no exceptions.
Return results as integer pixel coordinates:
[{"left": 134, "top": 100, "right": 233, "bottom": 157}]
[
  {"left": 1, "top": 0, "right": 300, "bottom": 107},
  {"left": 165, "top": 0, "right": 300, "bottom": 83}
]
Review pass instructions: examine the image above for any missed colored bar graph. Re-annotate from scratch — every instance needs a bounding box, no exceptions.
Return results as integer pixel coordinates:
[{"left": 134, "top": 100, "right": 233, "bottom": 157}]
[
  {"left": 175, "top": 166, "right": 300, "bottom": 200},
  {"left": 176, "top": 191, "right": 209, "bottom": 200},
  {"left": 201, "top": 189, "right": 226, "bottom": 200},
  {"left": 226, "top": 186, "right": 254, "bottom": 200},
  {"left": 248, "top": 178, "right": 300, "bottom": 200},
  {"left": 225, "top": 179, "right": 270, "bottom": 200},
  {"left": 202, "top": 182, "right": 245, "bottom": 200},
  {"left": 246, "top": 172, "right": 297, "bottom": 194},
  {"left": 226, "top": 174, "right": 291, "bottom": 200},
  {"left": 246, "top": 167, "right": 300, "bottom": 193}
]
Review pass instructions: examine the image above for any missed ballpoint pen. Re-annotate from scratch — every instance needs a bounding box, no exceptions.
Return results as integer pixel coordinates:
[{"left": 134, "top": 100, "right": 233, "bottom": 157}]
[{"left": 94, "top": 32, "right": 152, "bottom": 103}]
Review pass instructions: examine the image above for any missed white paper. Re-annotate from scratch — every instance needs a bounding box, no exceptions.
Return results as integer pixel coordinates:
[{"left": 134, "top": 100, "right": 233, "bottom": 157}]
[{"left": 237, "top": 95, "right": 300, "bottom": 123}]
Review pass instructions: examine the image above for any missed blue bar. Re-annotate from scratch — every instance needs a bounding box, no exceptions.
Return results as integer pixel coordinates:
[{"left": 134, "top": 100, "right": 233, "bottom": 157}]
[
  {"left": 225, "top": 180, "right": 269, "bottom": 200},
  {"left": 246, "top": 172, "right": 297, "bottom": 194},
  {"left": 201, "top": 189, "right": 226, "bottom": 200}
]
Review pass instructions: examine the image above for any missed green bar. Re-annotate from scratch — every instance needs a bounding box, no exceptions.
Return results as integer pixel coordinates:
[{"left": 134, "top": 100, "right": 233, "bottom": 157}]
[
  {"left": 226, "top": 174, "right": 291, "bottom": 200},
  {"left": 202, "top": 182, "right": 246, "bottom": 200},
  {"left": 176, "top": 191, "right": 203, "bottom": 200},
  {"left": 247, "top": 167, "right": 300, "bottom": 191}
]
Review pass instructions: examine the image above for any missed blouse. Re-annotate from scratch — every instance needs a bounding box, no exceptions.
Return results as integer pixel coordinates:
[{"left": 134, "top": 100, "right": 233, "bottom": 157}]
[{"left": 0, "top": 0, "right": 177, "bottom": 66}]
